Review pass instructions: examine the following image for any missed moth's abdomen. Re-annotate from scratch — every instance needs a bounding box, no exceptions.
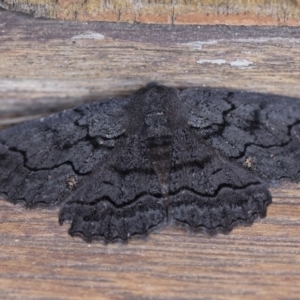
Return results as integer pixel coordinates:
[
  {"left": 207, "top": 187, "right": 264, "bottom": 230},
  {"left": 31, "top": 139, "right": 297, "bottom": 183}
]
[
  {"left": 146, "top": 135, "right": 173, "bottom": 162},
  {"left": 146, "top": 135, "right": 173, "bottom": 199}
]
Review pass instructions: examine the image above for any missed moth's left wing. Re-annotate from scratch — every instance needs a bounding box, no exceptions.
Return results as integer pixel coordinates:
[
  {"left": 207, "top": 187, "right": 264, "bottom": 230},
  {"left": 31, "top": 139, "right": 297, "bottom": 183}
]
[{"left": 0, "top": 98, "right": 129, "bottom": 207}]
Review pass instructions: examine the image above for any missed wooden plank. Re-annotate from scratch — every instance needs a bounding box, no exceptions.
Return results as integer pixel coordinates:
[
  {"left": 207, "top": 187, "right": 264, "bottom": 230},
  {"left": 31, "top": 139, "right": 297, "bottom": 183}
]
[
  {"left": 1, "top": 8, "right": 300, "bottom": 125},
  {"left": 0, "top": 8, "right": 300, "bottom": 299},
  {"left": 0, "top": 0, "right": 300, "bottom": 25},
  {"left": 1, "top": 184, "right": 300, "bottom": 299}
]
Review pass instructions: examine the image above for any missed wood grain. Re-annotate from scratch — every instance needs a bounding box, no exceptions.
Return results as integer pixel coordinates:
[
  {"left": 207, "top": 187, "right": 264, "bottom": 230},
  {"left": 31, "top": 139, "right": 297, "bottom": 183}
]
[
  {"left": 1, "top": 0, "right": 300, "bottom": 25},
  {"left": 0, "top": 8, "right": 300, "bottom": 300},
  {"left": 1, "top": 184, "right": 300, "bottom": 300},
  {"left": 1, "top": 9, "right": 300, "bottom": 126}
]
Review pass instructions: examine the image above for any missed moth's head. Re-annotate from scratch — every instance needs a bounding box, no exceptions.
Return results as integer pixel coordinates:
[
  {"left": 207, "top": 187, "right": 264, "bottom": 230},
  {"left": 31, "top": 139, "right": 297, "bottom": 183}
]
[{"left": 129, "top": 83, "right": 184, "bottom": 129}]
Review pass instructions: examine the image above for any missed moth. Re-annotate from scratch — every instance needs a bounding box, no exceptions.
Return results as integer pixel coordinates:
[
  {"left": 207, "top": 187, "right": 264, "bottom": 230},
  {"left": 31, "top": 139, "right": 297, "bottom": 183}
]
[{"left": 0, "top": 83, "right": 299, "bottom": 242}]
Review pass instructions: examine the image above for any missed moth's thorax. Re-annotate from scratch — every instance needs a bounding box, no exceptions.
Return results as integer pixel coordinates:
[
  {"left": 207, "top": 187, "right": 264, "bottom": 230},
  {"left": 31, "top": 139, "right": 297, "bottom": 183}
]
[
  {"left": 145, "top": 111, "right": 167, "bottom": 127},
  {"left": 129, "top": 84, "right": 187, "bottom": 133},
  {"left": 144, "top": 111, "right": 171, "bottom": 137}
]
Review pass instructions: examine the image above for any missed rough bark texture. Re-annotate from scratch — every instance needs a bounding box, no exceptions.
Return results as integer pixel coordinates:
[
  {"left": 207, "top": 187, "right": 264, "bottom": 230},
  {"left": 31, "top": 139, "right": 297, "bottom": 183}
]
[
  {"left": 0, "top": 8, "right": 300, "bottom": 299},
  {"left": 0, "top": 0, "right": 300, "bottom": 25}
]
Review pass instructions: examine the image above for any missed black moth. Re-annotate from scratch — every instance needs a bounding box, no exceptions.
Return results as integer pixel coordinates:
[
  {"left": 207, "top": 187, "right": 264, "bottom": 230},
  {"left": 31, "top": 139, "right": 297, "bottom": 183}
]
[{"left": 0, "top": 83, "right": 299, "bottom": 242}]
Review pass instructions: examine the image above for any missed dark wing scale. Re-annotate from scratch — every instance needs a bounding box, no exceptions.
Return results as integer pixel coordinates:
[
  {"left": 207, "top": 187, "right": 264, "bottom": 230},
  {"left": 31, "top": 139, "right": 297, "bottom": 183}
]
[
  {"left": 169, "top": 128, "right": 271, "bottom": 232},
  {"left": 60, "top": 194, "right": 165, "bottom": 242},
  {"left": 59, "top": 134, "right": 166, "bottom": 241},
  {"left": 0, "top": 98, "right": 128, "bottom": 207},
  {"left": 0, "top": 144, "right": 83, "bottom": 206},
  {"left": 180, "top": 88, "right": 300, "bottom": 181}
]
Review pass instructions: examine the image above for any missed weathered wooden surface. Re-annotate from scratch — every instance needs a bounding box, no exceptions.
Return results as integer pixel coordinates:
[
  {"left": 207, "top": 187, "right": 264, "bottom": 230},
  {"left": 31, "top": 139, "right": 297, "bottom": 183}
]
[
  {"left": 1, "top": 8, "right": 300, "bottom": 127},
  {"left": 1, "top": 185, "right": 300, "bottom": 299},
  {"left": 0, "top": 8, "right": 300, "bottom": 299},
  {"left": 1, "top": 0, "right": 300, "bottom": 25}
]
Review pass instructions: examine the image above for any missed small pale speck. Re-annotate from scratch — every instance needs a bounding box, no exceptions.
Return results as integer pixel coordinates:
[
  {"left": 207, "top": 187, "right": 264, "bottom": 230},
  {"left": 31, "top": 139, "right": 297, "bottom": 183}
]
[
  {"left": 71, "top": 31, "right": 105, "bottom": 41},
  {"left": 229, "top": 59, "right": 253, "bottom": 68}
]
